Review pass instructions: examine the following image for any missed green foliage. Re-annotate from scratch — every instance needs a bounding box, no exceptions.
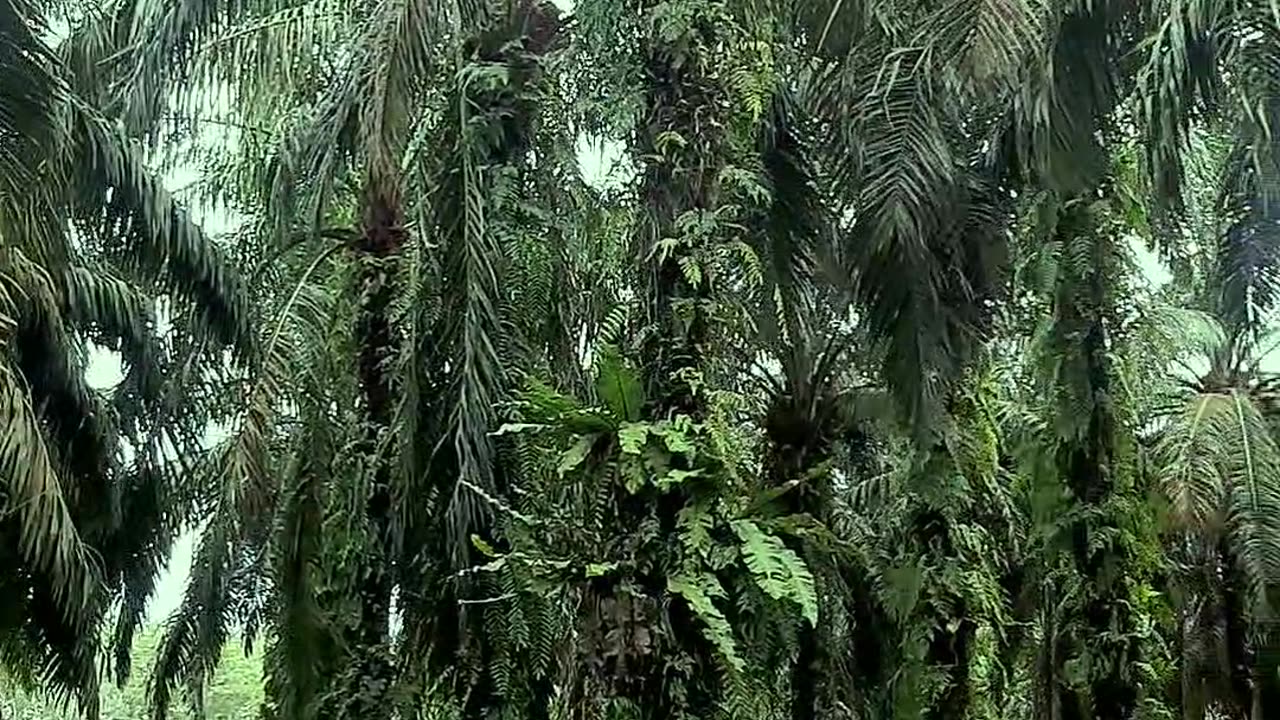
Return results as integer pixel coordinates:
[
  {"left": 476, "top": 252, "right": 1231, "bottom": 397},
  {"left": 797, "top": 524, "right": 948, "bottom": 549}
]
[
  {"left": 731, "top": 520, "right": 818, "bottom": 626},
  {"left": 13, "top": 1, "right": 1280, "bottom": 720},
  {"left": 667, "top": 573, "right": 744, "bottom": 673}
]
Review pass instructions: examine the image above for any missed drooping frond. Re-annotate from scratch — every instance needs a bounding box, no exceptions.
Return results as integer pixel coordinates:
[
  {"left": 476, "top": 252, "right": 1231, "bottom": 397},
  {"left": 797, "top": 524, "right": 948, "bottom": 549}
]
[
  {"left": 814, "top": 15, "right": 1014, "bottom": 429},
  {"left": 919, "top": 0, "right": 1049, "bottom": 92},
  {"left": 108, "top": 460, "right": 186, "bottom": 688},
  {"left": 114, "top": 0, "right": 247, "bottom": 134},
  {"left": 147, "top": 248, "right": 335, "bottom": 719},
  {"left": 0, "top": 248, "right": 100, "bottom": 619},
  {"left": 0, "top": 251, "right": 111, "bottom": 710},
  {"left": 0, "top": 361, "right": 95, "bottom": 623},
  {"left": 754, "top": 86, "right": 833, "bottom": 345},
  {"left": 70, "top": 103, "right": 254, "bottom": 358},
  {"left": 428, "top": 7, "right": 561, "bottom": 561},
  {"left": 1000, "top": 0, "right": 1135, "bottom": 194},
  {"left": 436, "top": 91, "right": 505, "bottom": 562},
  {"left": 263, "top": 394, "right": 335, "bottom": 720},
  {"left": 844, "top": 49, "right": 960, "bottom": 258},
  {"left": 61, "top": 263, "right": 166, "bottom": 401},
  {"left": 184, "top": 0, "right": 354, "bottom": 121},
  {"left": 1136, "top": 0, "right": 1225, "bottom": 205},
  {"left": 1157, "top": 390, "right": 1280, "bottom": 613},
  {"left": 0, "top": 0, "right": 59, "bottom": 196},
  {"left": 147, "top": 516, "right": 240, "bottom": 720},
  {"left": 1214, "top": 136, "right": 1280, "bottom": 340}
]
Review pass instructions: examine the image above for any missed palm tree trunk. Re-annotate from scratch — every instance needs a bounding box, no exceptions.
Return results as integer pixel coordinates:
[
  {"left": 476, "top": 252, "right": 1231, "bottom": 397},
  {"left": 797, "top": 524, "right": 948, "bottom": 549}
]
[
  {"left": 1178, "top": 601, "right": 1205, "bottom": 720},
  {"left": 764, "top": 400, "right": 834, "bottom": 720},
  {"left": 638, "top": 33, "right": 721, "bottom": 418},
  {"left": 1035, "top": 203, "right": 1143, "bottom": 720},
  {"left": 791, "top": 625, "right": 824, "bottom": 720},
  {"left": 771, "top": 444, "right": 828, "bottom": 720},
  {"left": 350, "top": 184, "right": 403, "bottom": 717},
  {"left": 357, "top": 187, "right": 400, "bottom": 643},
  {"left": 600, "top": 7, "right": 728, "bottom": 714}
]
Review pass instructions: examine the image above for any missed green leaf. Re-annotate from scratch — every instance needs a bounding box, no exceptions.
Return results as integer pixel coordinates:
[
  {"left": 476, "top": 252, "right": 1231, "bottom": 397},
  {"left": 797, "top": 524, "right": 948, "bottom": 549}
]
[
  {"left": 596, "top": 345, "right": 644, "bottom": 421},
  {"left": 585, "top": 562, "right": 618, "bottom": 578},
  {"left": 618, "top": 422, "right": 650, "bottom": 454},
  {"left": 558, "top": 434, "right": 597, "bottom": 477},
  {"left": 884, "top": 561, "right": 925, "bottom": 624},
  {"left": 471, "top": 534, "right": 499, "bottom": 558},
  {"left": 731, "top": 520, "right": 818, "bottom": 626},
  {"left": 657, "top": 468, "right": 702, "bottom": 491},
  {"left": 654, "top": 417, "right": 696, "bottom": 455},
  {"left": 678, "top": 501, "right": 716, "bottom": 558},
  {"left": 621, "top": 456, "right": 646, "bottom": 494},
  {"left": 668, "top": 573, "right": 744, "bottom": 672}
]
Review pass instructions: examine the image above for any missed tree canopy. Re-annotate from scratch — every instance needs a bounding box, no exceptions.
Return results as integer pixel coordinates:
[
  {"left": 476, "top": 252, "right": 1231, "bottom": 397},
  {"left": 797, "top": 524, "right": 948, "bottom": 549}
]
[{"left": 6, "top": 0, "right": 1280, "bottom": 719}]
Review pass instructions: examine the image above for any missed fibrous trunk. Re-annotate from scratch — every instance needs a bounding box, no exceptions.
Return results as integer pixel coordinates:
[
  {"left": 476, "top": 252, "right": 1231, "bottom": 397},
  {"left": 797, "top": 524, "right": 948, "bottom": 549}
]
[
  {"left": 1051, "top": 204, "right": 1139, "bottom": 720},
  {"left": 591, "top": 1, "right": 728, "bottom": 713},
  {"left": 764, "top": 394, "right": 834, "bottom": 720},
  {"left": 350, "top": 185, "right": 402, "bottom": 718}
]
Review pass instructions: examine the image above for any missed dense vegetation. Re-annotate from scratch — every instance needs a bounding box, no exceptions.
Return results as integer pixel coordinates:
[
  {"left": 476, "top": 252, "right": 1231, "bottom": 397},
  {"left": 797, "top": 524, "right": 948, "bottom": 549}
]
[{"left": 6, "top": 0, "right": 1280, "bottom": 718}]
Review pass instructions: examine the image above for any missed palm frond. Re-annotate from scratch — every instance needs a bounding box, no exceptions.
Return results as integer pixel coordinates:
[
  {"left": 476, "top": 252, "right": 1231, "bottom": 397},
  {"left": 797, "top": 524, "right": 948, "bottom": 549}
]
[
  {"left": 1136, "top": 0, "right": 1226, "bottom": 205},
  {"left": 754, "top": 86, "right": 834, "bottom": 346},
  {"left": 1157, "top": 390, "right": 1280, "bottom": 619},
  {"left": 846, "top": 49, "right": 960, "bottom": 259},
  {"left": 108, "top": 460, "right": 184, "bottom": 688},
  {"left": 70, "top": 102, "right": 254, "bottom": 358},
  {"left": 355, "top": 0, "right": 443, "bottom": 184},
  {"left": 115, "top": 0, "right": 247, "bottom": 135},
  {"left": 437, "top": 73, "right": 506, "bottom": 563},
  {"left": 0, "top": 360, "right": 96, "bottom": 623},
  {"left": 1, "top": 245, "right": 117, "bottom": 496},
  {"left": 264, "top": 395, "right": 335, "bottom": 720},
  {"left": 0, "top": 0, "right": 60, "bottom": 197},
  {"left": 147, "top": 516, "right": 238, "bottom": 720},
  {"left": 54, "top": 2, "right": 136, "bottom": 105},
  {"left": 0, "top": 247, "right": 105, "bottom": 609},
  {"left": 1214, "top": 134, "right": 1280, "bottom": 340},
  {"left": 147, "top": 246, "right": 336, "bottom": 718},
  {"left": 1000, "top": 0, "right": 1133, "bottom": 194},
  {"left": 188, "top": 0, "right": 353, "bottom": 118},
  {"left": 14, "top": 578, "right": 103, "bottom": 720},
  {"left": 61, "top": 264, "right": 167, "bottom": 402},
  {"left": 919, "top": 0, "right": 1049, "bottom": 92}
]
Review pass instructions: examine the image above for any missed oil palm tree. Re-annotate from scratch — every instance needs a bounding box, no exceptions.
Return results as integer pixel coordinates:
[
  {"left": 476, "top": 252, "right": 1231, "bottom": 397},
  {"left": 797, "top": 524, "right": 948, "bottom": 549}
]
[
  {"left": 39, "top": 1, "right": 1280, "bottom": 720},
  {"left": 0, "top": 0, "right": 252, "bottom": 716},
  {"left": 87, "top": 1, "right": 573, "bottom": 718},
  {"left": 1147, "top": 126, "right": 1280, "bottom": 719}
]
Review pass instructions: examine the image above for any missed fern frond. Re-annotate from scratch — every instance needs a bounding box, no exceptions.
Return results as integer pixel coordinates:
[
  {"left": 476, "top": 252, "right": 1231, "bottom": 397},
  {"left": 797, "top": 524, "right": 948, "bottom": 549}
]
[
  {"left": 668, "top": 573, "right": 744, "bottom": 673},
  {"left": 732, "top": 520, "right": 819, "bottom": 626}
]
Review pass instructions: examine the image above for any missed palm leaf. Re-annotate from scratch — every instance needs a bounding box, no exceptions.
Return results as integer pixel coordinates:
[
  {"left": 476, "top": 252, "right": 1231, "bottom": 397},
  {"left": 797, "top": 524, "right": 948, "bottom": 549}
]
[
  {"left": 1157, "top": 390, "right": 1280, "bottom": 615},
  {"left": 70, "top": 102, "right": 254, "bottom": 358},
  {"left": 148, "top": 246, "right": 336, "bottom": 719},
  {"left": 437, "top": 73, "right": 507, "bottom": 562},
  {"left": 0, "top": 360, "right": 96, "bottom": 623},
  {"left": 0, "top": 0, "right": 59, "bottom": 197}
]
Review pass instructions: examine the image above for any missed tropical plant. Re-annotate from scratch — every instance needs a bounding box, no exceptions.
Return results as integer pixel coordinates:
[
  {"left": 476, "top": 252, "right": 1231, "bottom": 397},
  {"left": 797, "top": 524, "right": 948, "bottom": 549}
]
[
  {"left": 0, "top": 1, "right": 250, "bottom": 716},
  {"left": 14, "top": 0, "right": 1280, "bottom": 720}
]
